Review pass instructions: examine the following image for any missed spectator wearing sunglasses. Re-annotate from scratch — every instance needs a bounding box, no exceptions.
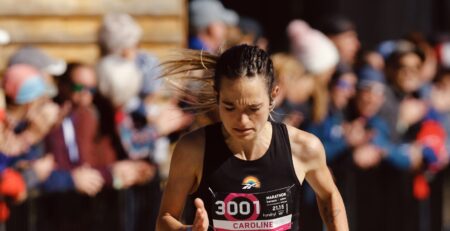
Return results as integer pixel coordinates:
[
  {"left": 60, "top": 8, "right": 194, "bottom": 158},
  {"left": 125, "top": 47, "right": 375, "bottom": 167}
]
[
  {"left": 44, "top": 63, "right": 107, "bottom": 195},
  {"left": 36, "top": 63, "right": 116, "bottom": 230}
]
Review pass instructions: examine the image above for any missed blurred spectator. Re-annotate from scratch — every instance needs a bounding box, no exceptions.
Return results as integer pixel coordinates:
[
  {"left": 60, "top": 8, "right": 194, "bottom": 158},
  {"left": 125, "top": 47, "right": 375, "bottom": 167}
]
[
  {"left": 407, "top": 33, "right": 439, "bottom": 89},
  {"left": 382, "top": 40, "right": 426, "bottom": 132},
  {"left": 98, "top": 13, "right": 161, "bottom": 97},
  {"left": 432, "top": 69, "right": 450, "bottom": 153},
  {"left": 287, "top": 19, "right": 339, "bottom": 124},
  {"left": 96, "top": 55, "right": 160, "bottom": 231},
  {"left": 1, "top": 64, "right": 59, "bottom": 229},
  {"left": 238, "top": 17, "right": 269, "bottom": 50},
  {"left": 318, "top": 15, "right": 361, "bottom": 66},
  {"left": 1, "top": 64, "right": 60, "bottom": 156},
  {"left": 378, "top": 39, "right": 450, "bottom": 231},
  {"left": 307, "top": 65, "right": 358, "bottom": 163},
  {"left": 271, "top": 53, "right": 314, "bottom": 127},
  {"left": 97, "top": 12, "right": 192, "bottom": 146},
  {"left": 303, "top": 65, "right": 357, "bottom": 230},
  {"left": 45, "top": 63, "right": 106, "bottom": 195},
  {"left": 189, "top": 0, "right": 239, "bottom": 53},
  {"left": 0, "top": 81, "right": 26, "bottom": 223},
  {"left": 36, "top": 63, "right": 124, "bottom": 231},
  {"left": 8, "top": 46, "right": 67, "bottom": 98},
  {"left": 432, "top": 68, "right": 450, "bottom": 231}
]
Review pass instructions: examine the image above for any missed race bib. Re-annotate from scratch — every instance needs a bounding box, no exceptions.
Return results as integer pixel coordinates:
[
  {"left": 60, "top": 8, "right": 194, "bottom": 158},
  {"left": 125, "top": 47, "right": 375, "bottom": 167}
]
[{"left": 210, "top": 185, "right": 296, "bottom": 231}]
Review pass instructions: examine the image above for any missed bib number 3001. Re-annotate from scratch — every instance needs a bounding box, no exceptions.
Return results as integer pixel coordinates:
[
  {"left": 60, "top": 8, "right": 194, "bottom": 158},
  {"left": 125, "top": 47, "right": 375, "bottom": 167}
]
[
  {"left": 215, "top": 200, "right": 260, "bottom": 216},
  {"left": 213, "top": 193, "right": 260, "bottom": 221}
]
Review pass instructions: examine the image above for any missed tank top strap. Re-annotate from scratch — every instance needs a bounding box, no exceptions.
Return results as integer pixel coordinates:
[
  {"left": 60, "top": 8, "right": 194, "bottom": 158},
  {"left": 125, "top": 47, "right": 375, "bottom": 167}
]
[{"left": 270, "top": 122, "right": 302, "bottom": 187}]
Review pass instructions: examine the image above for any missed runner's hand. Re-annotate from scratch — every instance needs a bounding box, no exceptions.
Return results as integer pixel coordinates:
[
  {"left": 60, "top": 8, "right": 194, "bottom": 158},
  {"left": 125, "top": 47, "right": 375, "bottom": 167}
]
[{"left": 192, "top": 198, "right": 209, "bottom": 231}]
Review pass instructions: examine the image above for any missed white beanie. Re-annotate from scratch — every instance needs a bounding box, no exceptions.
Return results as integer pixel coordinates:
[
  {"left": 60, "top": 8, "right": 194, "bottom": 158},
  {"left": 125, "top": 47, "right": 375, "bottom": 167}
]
[
  {"left": 98, "top": 13, "right": 142, "bottom": 55},
  {"left": 287, "top": 20, "right": 339, "bottom": 75},
  {"left": 97, "top": 55, "right": 142, "bottom": 107}
]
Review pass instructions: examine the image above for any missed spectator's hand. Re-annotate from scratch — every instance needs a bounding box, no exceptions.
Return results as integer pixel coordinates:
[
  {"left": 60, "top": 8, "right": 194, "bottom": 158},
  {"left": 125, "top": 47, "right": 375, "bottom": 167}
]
[
  {"left": 32, "top": 155, "right": 55, "bottom": 182},
  {"left": 134, "top": 161, "right": 156, "bottom": 185},
  {"left": 26, "top": 100, "right": 60, "bottom": 144},
  {"left": 399, "top": 98, "right": 427, "bottom": 128},
  {"left": 150, "top": 103, "right": 194, "bottom": 136},
  {"left": 112, "top": 160, "right": 140, "bottom": 189},
  {"left": 192, "top": 198, "right": 209, "bottom": 231},
  {"left": 343, "top": 119, "right": 373, "bottom": 147},
  {"left": 112, "top": 160, "right": 157, "bottom": 188},
  {"left": 27, "top": 99, "right": 60, "bottom": 129},
  {"left": 72, "top": 165, "right": 104, "bottom": 197},
  {"left": 353, "top": 144, "right": 382, "bottom": 169}
]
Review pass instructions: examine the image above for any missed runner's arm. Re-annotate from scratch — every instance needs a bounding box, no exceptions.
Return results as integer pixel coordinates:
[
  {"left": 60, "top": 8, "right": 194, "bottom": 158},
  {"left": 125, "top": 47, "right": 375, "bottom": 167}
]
[
  {"left": 288, "top": 127, "right": 348, "bottom": 231},
  {"left": 156, "top": 129, "right": 205, "bottom": 231}
]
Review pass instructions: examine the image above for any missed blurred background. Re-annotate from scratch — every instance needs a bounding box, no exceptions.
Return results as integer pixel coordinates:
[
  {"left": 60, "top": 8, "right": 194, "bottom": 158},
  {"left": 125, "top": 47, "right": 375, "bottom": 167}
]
[{"left": 0, "top": 0, "right": 449, "bottom": 231}]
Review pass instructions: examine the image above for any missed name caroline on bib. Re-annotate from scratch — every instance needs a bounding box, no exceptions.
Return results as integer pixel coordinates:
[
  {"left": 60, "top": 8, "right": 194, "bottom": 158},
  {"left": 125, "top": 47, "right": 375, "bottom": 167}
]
[{"left": 211, "top": 186, "right": 295, "bottom": 231}]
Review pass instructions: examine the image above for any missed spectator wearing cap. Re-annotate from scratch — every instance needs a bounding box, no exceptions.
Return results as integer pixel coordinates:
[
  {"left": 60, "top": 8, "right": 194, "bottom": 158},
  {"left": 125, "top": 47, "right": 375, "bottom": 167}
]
[
  {"left": 345, "top": 65, "right": 415, "bottom": 231},
  {"left": 380, "top": 42, "right": 426, "bottom": 231},
  {"left": 1, "top": 64, "right": 61, "bottom": 230},
  {"left": 237, "top": 17, "right": 269, "bottom": 51},
  {"left": 318, "top": 15, "right": 361, "bottom": 66},
  {"left": 307, "top": 65, "right": 358, "bottom": 164},
  {"left": 381, "top": 40, "right": 426, "bottom": 135},
  {"left": 8, "top": 46, "right": 67, "bottom": 98},
  {"left": 36, "top": 63, "right": 131, "bottom": 231},
  {"left": 302, "top": 65, "right": 357, "bottom": 231},
  {"left": 287, "top": 19, "right": 339, "bottom": 124},
  {"left": 189, "top": 0, "right": 239, "bottom": 53},
  {"left": 44, "top": 63, "right": 107, "bottom": 195},
  {"left": 378, "top": 40, "right": 450, "bottom": 231},
  {"left": 97, "top": 12, "right": 192, "bottom": 154},
  {"left": 96, "top": 55, "right": 162, "bottom": 231},
  {"left": 1, "top": 64, "right": 60, "bottom": 157},
  {"left": 98, "top": 13, "right": 162, "bottom": 98}
]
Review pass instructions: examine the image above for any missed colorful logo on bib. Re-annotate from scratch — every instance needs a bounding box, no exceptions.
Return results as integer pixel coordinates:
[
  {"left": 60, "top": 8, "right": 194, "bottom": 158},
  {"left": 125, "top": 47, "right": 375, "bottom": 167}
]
[{"left": 242, "top": 176, "right": 260, "bottom": 190}]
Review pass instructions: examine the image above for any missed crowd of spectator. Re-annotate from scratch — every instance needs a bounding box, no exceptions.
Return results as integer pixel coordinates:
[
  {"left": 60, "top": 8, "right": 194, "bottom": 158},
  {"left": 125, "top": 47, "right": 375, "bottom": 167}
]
[{"left": 0, "top": 0, "right": 450, "bottom": 230}]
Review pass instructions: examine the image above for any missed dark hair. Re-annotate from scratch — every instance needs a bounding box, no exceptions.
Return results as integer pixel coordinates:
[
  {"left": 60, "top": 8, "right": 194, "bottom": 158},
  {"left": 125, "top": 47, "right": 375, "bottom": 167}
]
[
  {"left": 329, "top": 63, "right": 354, "bottom": 89},
  {"left": 434, "top": 67, "right": 450, "bottom": 84},
  {"left": 214, "top": 44, "right": 275, "bottom": 101},
  {"left": 54, "top": 62, "right": 92, "bottom": 105},
  {"left": 385, "top": 41, "right": 425, "bottom": 71},
  {"left": 160, "top": 44, "right": 275, "bottom": 113}
]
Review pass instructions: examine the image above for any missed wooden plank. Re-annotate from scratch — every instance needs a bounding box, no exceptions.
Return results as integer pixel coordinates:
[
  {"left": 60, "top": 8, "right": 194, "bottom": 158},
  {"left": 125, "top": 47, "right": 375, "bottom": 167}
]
[
  {"left": 0, "top": 17, "right": 185, "bottom": 44},
  {"left": 0, "top": 43, "right": 183, "bottom": 71},
  {"left": 0, "top": 0, "right": 184, "bottom": 16}
]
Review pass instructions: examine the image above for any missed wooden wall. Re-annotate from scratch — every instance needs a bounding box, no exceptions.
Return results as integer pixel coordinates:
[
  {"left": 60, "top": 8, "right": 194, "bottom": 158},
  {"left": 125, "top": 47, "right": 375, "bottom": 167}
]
[{"left": 0, "top": 0, "right": 187, "bottom": 71}]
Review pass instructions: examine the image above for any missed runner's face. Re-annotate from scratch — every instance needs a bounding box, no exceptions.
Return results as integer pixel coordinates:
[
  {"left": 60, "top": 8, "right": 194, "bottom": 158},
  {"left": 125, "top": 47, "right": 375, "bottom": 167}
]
[{"left": 219, "top": 76, "right": 271, "bottom": 141}]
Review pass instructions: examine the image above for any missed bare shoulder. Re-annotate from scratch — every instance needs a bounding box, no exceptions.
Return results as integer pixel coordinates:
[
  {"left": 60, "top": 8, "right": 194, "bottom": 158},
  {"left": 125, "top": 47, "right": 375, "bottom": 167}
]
[
  {"left": 169, "top": 126, "right": 206, "bottom": 193},
  {"left": 285, "top": 124, "right": 326, "bottom": 172},
  {"left": 172, "top": 127, "right": 205, "bottom": 164}
]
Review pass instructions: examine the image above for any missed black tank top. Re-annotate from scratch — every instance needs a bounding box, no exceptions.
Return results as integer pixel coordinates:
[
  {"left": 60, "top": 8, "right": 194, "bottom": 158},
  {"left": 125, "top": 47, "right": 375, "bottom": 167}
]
[{"left": 193, "top": 121, "right": 302, "bottom": 231}]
